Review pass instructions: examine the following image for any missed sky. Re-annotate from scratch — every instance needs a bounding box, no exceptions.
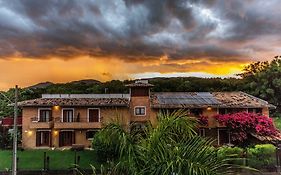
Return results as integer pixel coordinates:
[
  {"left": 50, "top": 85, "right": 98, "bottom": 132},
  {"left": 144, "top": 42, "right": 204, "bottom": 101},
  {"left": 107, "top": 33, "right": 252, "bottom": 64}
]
[{"left": 0, "top": 0, "right": 281, "bottom": 90}]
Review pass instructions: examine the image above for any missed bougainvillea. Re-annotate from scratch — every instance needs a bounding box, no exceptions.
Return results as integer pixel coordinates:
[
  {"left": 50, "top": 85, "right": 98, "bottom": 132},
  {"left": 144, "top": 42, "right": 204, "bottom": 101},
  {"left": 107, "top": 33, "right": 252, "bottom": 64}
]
[
  {"left": 215, "top": 112, "right": 278, "bottom": 144},
  {"left": 198, "top": 115, "right": 208, "bottom": 126}
]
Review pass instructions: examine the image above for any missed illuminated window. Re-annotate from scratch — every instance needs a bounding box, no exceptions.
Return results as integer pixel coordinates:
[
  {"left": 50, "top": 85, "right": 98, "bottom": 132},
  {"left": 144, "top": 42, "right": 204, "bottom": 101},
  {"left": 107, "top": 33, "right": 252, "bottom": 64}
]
[{"left": 134, "top": 106, "right": 146, "bottom": 116}]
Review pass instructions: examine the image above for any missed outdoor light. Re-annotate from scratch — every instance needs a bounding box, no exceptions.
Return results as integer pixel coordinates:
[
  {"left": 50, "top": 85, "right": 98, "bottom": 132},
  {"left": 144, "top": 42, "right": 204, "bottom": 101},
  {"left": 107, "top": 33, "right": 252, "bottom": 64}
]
[
  {"left": 53, "top": 130, "right": 58, "bottom": 136},
  {"left": 53, "top": 105, "right": 60, "bottom": 110},
  {"left": 207, "top": 107, "right": 212, "bottom": 111},
  {"left": 27, "top": 130, "right": 33, "bottom": 135}
]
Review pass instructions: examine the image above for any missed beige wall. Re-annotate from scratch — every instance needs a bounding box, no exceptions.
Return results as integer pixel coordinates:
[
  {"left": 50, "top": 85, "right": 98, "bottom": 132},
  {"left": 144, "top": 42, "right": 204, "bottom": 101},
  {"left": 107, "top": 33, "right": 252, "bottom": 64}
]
[
  {"left": 22, "top": 106, "right": 130, "bottom": 149},
  {"left": 22, "top": 103, "right": 271, "bottom": 149},
  {"left": 262, "top": 107, "right": 270, "bottom": 117}
]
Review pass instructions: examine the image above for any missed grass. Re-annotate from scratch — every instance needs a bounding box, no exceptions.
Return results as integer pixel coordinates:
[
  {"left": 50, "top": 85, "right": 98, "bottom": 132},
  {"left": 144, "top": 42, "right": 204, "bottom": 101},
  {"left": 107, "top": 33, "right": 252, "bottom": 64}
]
[
  {"left": 274, "top": 117, "right": 281, "bottom": 130},
  {"left": 0, "top": 149, "right": 99, "bottom": 171}
]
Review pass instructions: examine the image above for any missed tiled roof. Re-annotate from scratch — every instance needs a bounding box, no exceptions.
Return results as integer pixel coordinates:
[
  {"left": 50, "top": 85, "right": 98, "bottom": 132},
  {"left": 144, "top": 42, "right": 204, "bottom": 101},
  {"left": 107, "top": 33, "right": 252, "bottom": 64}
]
[
  {"left": 151, "top": 92, "right": 275, "bottom": 108},
  {"left": 18, "top": 98, "right": 129, "bottom": 107},
  {"left": 18, "top": 91, "right": 275, "bottom": 109},
  {"left": 211, "top": 92, "right": 273, "bottom": 108},
  {"left": 251, "top": 132, "right": 281, "bottom": 142}
]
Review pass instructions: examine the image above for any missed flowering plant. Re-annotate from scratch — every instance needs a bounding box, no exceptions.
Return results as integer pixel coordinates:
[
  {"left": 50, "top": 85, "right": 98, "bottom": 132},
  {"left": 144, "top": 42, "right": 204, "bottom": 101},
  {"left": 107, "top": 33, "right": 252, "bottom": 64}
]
[
  {"left": 215, "top": 112, "right": 278, "bottom": 143},
  {"left": 198, "top": 115, "right": 208, "bottom": 126}
]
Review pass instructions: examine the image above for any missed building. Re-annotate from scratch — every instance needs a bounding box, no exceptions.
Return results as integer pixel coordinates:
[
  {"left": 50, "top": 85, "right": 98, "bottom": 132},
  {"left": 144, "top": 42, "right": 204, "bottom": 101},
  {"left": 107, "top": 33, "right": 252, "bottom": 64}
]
[{"left": 19, "top": 80, "right": 275, "bottom": 149}]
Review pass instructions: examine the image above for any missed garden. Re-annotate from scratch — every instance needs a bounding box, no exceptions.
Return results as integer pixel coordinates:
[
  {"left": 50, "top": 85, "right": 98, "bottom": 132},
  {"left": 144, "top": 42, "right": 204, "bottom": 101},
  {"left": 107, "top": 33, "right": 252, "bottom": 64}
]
[{"left": 0, "top": 110, "right": 280, "bottom": 174}]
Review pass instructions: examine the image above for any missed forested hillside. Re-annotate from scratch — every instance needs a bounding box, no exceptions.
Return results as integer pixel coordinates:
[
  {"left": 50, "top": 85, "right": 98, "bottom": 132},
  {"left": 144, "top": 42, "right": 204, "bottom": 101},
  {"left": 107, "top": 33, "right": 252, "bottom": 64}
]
[{"left": 1, "top": 57, "right": 281, "bottom": 118}]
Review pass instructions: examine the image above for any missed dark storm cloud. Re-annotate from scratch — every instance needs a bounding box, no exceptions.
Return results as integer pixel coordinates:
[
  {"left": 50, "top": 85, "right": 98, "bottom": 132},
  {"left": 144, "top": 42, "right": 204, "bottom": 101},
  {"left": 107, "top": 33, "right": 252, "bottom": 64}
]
[{"left": 0, "top": 0, "right": 280, "bottom": 62}]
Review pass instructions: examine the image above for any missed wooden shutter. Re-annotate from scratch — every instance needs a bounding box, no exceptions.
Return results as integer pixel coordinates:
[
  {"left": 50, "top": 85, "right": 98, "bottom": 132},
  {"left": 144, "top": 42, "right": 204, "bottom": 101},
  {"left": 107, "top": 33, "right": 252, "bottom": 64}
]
[
  {"left": 89, "top": 109, "right": 99, "bottom": 122},
  {"left": 72, "top": 131, "right": 75, "bottom": 144},
  {"left": 63, "top": 110, "right": 67, "bottom": 122},
  {"left": 36, "top": 131, "right": 40, "bottom": 147},
  {"left": 59, "top": 132, "right": 62, "bottom": 147},
  {"left": 49, "top": 131, "right": 52, "bottom": 147}
]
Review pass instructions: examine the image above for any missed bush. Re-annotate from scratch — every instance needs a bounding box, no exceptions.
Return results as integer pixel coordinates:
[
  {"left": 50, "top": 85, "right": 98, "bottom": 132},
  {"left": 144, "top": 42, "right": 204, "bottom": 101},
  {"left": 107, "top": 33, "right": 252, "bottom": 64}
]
[
  {"left": 247, "top": 144, "right": 276, "bottom": 170},
  {"left": 217, "top": 146, "right": 244, "bottom": 165},
  {"left": 91, "top": 130, "right": 119, "bottom": 163}
]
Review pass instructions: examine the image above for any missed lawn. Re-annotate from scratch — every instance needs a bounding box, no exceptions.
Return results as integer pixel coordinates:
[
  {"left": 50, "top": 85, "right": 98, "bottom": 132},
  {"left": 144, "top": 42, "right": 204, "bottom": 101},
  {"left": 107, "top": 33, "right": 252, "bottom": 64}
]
[{"left": 0, "top": 149, "right": 99, "bottom": 171}]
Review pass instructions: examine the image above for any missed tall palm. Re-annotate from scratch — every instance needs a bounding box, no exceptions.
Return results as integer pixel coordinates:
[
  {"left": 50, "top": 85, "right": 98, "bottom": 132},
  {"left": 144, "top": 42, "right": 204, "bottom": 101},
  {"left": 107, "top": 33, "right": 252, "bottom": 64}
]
[{"left": 92, "top": 110, "right": 231, "bottom": 175}]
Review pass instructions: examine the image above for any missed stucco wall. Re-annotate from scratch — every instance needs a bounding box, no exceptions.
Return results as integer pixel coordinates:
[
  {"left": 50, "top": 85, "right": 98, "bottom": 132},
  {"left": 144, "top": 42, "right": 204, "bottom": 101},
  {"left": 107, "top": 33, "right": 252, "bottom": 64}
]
[{"left": 22, "top": 106, "right": 130, "bottom": 149}]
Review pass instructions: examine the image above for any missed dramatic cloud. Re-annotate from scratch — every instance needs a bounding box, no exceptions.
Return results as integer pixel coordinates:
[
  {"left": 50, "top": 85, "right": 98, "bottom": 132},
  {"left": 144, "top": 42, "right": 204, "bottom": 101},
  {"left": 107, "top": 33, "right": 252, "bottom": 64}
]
[
  {"left": 0, "top": 0, "right": 280, "bottom": 89},
  {"left": 0, "top": 0, "right": 280, "bottom": 62}
]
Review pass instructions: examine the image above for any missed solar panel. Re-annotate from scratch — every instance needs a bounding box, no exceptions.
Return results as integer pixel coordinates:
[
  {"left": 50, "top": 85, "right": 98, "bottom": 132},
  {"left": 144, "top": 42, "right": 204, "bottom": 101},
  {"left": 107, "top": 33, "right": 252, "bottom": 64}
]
[{"left": 156, "top": 92, "right": 221, "bottom": 105}]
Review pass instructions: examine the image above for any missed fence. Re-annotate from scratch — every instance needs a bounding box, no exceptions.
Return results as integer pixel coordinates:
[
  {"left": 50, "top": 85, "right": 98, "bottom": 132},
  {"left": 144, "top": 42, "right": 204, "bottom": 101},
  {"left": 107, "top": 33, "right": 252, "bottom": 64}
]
[{"left": 0, "top": 150, "right": 95, "bottom": 175}]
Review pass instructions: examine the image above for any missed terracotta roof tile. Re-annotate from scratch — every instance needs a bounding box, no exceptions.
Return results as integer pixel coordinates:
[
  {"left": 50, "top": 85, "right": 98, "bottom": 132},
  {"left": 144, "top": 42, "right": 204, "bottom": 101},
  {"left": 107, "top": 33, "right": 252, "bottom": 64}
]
[{"left": 18, "top": 98, "right": 129, "bottom": 107}]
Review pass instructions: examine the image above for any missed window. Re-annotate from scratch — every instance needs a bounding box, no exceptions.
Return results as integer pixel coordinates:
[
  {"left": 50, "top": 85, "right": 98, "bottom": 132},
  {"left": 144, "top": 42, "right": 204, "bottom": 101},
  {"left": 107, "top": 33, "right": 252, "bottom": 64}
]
[
  {"left": 130, "top": 122, "right": 147, "bottom": 137},
  {"left": 218, "top": 108, "right": 229, "bottom": 115},
  {"left": 38, "top": 109, "right": 52, "bottom": 122},
  {"left": 134, "top": 106, "right": 146, "bottom": 116},
  {"left": 59, "top": 131, "right": 75, "bottom": 146},
  {"left": 36, "top": 131, "right": 51, "bottom": 147},
  {"left": 198, "top": 128, "right": 205, "bottom": 137},
  {"left": 248, "top": 108, "right": 262, "bottom": 114},
  {"left": 219, "top": 108, "right": 244, "bottom": 115},
  {"left": 62, "top": 109, "right": 74, "bottom": 122},
  {"left": 88, "top": 108, "right": 100, "bottom": 122},
  {"left": 86, "top": 130, "right": 98, "bottom": 139},
  {"left": 190, "top": 108, "right": 203, "bottom": 116},
  {"left": 218, "top": 129, "right": 230, "bottom": 145}
]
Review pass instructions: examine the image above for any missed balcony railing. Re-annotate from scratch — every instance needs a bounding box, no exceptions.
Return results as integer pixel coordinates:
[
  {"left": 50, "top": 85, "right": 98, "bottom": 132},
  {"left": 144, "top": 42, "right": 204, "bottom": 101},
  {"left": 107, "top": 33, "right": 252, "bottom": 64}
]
[
  {"left": 54, "top": 117, "right": 100, "bottom": 123},
  {"left": 53, "top": 117, "right": 102, "bottom": 129},
  {"left": 29, "top": 117, "right": 54, "bottom": 129},
  {"left": 31, "top": 117, "right": 53, "bottom": 123}
]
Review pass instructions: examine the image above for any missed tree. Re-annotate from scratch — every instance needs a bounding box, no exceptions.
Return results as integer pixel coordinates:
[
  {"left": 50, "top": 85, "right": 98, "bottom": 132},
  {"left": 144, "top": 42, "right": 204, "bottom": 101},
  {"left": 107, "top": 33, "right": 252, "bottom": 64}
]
[
  {"left": 92, "top": 110, "right": 232, "bottom": 175},
  {"left": 215, "top": 112, "right": 278, "bottom": 146},
  {"left": 239, "top": 56, "right": 281, "bottom": 114}
]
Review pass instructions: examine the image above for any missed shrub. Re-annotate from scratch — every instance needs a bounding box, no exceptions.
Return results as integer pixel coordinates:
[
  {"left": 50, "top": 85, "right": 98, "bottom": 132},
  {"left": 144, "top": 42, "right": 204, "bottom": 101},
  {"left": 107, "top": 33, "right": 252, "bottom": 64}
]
[
  {"left": 215, "top": 112, "right": 278, "bottom": 145},
  {"left": 217, "top": 146, "right": 245, "bottom": 165},
  {"left": 247, "top": 144, "right": 276, "bottom": 170},
  {"left": 92, "top": 131, "right": 119, "bottom": 163}
]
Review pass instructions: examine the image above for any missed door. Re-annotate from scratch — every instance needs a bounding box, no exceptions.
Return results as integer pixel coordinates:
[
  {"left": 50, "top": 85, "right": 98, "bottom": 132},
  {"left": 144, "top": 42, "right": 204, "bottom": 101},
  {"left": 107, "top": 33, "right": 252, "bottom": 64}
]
[
  {"left": 218, "top": 129, "right": 230, "bottom": 145},
  {"left": 59, "top": 131, "right": 75, "bottom": 147},
  {"left": 88, "top": 109, "right": 100, "bottom": 122},
  {"left": 36, "top": 131, "right": 51, "bottom": 147}
]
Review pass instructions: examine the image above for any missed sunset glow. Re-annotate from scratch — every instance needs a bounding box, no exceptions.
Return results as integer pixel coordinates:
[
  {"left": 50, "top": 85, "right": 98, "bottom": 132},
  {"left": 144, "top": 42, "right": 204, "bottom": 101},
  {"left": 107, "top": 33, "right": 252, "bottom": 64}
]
[{"left": 0, "top": 0, "right": 281, "bottom": 90}]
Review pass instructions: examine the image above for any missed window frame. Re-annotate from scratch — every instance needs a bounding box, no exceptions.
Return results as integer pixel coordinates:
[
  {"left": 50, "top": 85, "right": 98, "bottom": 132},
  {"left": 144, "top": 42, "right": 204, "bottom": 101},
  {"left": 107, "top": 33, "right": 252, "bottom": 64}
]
[
  {"left": 61, "top": 108, "right": 75, "bottom": 122},
  {"left": 86, "top": 129, "right": 99, "bottom": 140},
  {"left": 199, "top": 128, "right": 205, "bottom": 137},
  {"left": 36, "top": 130, "right": 51, "bottom": 147},
  {"left": 134, "top": 106, "right": 146, "bottom": 116},
  {"left": 37, "top": 108, "right": 52, "bottom": 122},
  {"left": 217, "top": 128, "right": 231, "bottom": 145},
  {"left": 87, "top": 108, "right": 101, "bottom": 122}
]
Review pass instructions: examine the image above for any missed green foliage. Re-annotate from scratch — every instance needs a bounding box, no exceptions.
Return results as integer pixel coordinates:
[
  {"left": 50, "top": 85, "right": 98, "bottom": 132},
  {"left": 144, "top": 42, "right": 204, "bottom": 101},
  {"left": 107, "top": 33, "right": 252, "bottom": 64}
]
[
  {"left": 92, "top": 125, "right": 123, "bottom": 163},
  {"left": 274, "top": 117, "right": 281, "bottom": 130},
  {"left": 240, "top": 56, "right": 281, "bottom": 113},
  {"left": 247, "top": 144, "right": 276, "bottom": 170},
  {"left": 217, "top": 146, "right": 244, "bottom": 165},
  {"left": 92, "top": 110, "right": 232, "bottom": 175}
]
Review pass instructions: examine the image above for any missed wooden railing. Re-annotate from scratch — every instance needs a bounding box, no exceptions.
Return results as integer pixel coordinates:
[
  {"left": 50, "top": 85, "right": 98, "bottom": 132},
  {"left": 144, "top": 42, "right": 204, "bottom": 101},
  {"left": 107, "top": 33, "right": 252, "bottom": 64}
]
[{"left": 31, "top": 117, "right": 53, "bottom": 122}]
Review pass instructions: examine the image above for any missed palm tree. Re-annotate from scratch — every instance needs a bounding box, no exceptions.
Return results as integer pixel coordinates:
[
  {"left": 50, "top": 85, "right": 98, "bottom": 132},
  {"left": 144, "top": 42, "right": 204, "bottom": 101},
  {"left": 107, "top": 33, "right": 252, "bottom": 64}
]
[{"left": 91, "top": 110, "right": 231, "bottom": 175}]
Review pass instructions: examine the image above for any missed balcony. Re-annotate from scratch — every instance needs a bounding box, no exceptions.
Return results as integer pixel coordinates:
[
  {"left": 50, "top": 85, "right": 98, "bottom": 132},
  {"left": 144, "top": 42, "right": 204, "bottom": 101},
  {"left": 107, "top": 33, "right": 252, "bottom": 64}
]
[
  {"left": 29, "top": 117, "right": 54, "bottom": 129},
  {"left": 53, "top": 117, "right": 102, "bottom": 129}
]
